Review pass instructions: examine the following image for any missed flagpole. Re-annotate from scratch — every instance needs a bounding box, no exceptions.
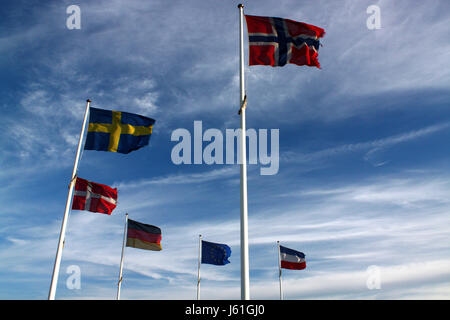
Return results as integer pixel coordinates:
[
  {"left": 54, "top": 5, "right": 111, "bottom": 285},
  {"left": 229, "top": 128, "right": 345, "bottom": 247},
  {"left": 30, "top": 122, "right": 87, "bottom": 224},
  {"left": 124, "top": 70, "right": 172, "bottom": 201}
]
[
  {"left": 197, "top": 234, "right": 202, "bottom": 300},
  {"left": 277, "top": 241, "right": 284, "bottom": 300},
  {"left": 238, "top": 3, "right": 250, "bottom": 300},
  {"left": 117, "top": 213, "right": 128, "bottom": 300},
  {"left": 48, "top": 99, "right": 91, "bottom": 300}
]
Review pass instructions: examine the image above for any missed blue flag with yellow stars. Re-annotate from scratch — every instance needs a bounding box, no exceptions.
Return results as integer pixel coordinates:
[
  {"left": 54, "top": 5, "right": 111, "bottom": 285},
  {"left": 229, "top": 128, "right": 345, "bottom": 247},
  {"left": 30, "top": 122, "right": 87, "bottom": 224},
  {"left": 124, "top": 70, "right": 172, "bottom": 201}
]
[
  {"left": 84, "top": 107, "right": 155, "bottom": 154},
  {"left": 201, "top": 240, "right": 231, "bottom": 266}
]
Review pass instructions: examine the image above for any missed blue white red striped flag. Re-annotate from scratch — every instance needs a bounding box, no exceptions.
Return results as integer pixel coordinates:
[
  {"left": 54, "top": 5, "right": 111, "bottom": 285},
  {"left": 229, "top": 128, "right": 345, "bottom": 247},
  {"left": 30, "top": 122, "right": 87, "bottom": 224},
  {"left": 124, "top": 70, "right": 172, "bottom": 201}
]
[{"left": 280, "top": 245, "right": 306, "bottom": 270}]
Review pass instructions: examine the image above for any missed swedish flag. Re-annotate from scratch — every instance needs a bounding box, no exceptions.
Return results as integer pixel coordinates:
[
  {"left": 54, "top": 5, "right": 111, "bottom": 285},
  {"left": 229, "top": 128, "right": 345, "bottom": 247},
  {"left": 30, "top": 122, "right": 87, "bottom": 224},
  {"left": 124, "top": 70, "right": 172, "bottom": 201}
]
[{"left": 84, "top": 107, "right": 155, "bottom": 154}]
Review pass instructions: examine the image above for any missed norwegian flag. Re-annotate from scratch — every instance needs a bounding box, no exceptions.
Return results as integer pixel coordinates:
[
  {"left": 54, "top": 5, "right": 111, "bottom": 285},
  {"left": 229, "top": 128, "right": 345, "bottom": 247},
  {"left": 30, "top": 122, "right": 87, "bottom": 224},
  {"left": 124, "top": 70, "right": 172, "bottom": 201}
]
[
  {"left": 245, "top": 15, "right": 325, "bottom": 68},
  {"left": 72, "top": 177, "right": 117, "bottom": 215}
]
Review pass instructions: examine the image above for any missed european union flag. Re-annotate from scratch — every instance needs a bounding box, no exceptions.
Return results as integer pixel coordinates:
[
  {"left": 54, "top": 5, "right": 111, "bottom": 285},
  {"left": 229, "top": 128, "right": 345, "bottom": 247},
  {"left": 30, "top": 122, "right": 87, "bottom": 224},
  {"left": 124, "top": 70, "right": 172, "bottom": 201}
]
[
  {"left": 201, "top": 240, "right": 231, "bottom": 266},
  {"left": 84, "top": 107, "right": 155, "bottom": 154}
]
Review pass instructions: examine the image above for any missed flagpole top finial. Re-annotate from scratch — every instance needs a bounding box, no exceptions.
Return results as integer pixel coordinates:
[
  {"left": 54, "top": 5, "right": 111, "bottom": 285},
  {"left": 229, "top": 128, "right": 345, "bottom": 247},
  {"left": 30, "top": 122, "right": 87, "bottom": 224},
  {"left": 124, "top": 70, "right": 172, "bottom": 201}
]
[{"left": 238, "top": 4, "right": 244, "bottom": 9}]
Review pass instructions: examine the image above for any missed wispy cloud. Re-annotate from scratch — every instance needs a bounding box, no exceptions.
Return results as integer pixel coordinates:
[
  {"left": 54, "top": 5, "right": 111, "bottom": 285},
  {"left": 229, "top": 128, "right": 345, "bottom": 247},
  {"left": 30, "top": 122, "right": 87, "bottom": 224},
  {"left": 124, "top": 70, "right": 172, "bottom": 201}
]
[
  {"left": 114, "top": 166, "right": 239, "bottom": 189},
  {"left": 1, "top": 0, "right": 449, "bottom": 300},
  {"left": 282, "top": 122, "right": 450, "bottom": 166},
  {"left": 248, "top": 259, "right": 450, "bottom": 299},
  {"left": 3, "top": 168, "right": 449, "bottom": 299}
]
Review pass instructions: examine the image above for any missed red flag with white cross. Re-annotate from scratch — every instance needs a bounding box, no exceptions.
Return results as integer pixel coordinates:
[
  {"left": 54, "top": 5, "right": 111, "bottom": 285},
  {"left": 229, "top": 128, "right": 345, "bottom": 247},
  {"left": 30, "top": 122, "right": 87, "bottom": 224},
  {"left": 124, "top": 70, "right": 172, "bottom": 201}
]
[{"left": 72, "top": 177, "right": 117, "bottom": 215}]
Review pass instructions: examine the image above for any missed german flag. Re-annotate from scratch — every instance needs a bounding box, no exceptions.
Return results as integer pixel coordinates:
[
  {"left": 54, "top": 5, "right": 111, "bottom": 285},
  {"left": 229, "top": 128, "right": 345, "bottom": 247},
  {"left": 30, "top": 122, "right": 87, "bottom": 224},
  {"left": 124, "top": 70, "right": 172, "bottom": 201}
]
[{"left": 126, "top": 219, "right": 162, "bottom": 251}]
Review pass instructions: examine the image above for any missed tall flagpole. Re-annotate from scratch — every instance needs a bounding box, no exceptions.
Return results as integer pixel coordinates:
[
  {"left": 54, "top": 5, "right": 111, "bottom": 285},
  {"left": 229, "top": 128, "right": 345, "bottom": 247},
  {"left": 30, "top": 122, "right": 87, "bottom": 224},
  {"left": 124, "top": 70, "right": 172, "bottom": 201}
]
[
  {"left": 238, "top": 3, "right": 250, "bottom": 300},
  {"left": 277, "top": 241, "right": 284, "bottom": 300},
  {"left": 48, "top": 99, "right": 91, "bottom": 300},
  {"left": 197, "top": 234, "right": 202, "bottom": 300},
  {"left": 117, "top": 213, "right": 128, "bottom": 300}
]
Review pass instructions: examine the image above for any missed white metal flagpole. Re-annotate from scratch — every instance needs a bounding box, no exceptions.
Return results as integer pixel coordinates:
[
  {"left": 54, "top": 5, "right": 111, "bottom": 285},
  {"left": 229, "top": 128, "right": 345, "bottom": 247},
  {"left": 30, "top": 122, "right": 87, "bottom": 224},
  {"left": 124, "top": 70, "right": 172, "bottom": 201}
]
[
  {"left": 238, "top": 3, "right": 250, "bottom": 300},
  {"left": 48, "top": 99, "right": 91, "bottom": 300},
  {"left": 277, "top": 241, "right": 284, "bottom": 300},
  {"left": 117, "top": 213, "right": 129, "bottom": 300},
  {"left": 197, "top": 234, "right": 202, "bottom": 300}
]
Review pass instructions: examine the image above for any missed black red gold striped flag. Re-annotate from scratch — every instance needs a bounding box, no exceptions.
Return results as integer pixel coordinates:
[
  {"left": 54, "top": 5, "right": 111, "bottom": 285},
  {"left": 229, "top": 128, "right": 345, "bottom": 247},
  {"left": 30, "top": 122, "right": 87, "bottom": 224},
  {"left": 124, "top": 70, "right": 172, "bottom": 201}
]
[{"left": 126, "top": 219, "right": 162, "bottom": 251}]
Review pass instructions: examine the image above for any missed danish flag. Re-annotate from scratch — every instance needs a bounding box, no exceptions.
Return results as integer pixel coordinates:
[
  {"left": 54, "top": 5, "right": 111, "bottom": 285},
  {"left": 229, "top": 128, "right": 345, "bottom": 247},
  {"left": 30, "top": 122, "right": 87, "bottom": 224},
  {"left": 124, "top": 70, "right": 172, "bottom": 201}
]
[
  {"left": 245, "top": 15, "right": 325, "bottom": 68},
  {"left": 72, "top": 177, "right": 117, "bottom": 215}
]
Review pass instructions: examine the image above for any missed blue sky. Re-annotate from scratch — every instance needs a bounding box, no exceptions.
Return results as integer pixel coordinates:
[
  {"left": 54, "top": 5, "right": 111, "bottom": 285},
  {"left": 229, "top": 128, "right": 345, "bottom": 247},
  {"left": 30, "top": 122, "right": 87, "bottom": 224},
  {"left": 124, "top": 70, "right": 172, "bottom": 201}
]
[{"left": 0, "top": 0, "right": 449, "bottom": 299}]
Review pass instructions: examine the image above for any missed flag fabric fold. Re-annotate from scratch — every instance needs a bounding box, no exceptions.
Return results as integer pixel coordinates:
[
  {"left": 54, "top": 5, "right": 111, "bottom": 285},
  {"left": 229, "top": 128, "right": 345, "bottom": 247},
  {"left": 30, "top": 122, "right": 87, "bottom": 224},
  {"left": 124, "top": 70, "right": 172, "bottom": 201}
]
[
  {"left": 84, "top": 107, "right": 156, "bottom": 154},
  {"left": 126, "top": 219, "right": 162, "bottom": 251},
  {"left": 245, "top": 15, "right": 325, "bottom": 68},
  {"left": 280, "top": 245, "right": 306, "bottom": 270},
  {"left": 71, "top": 177, "right": 117, "bottom": 215},
  {"left": 201, "top": 240, "right": 231, "bottom": 266}
]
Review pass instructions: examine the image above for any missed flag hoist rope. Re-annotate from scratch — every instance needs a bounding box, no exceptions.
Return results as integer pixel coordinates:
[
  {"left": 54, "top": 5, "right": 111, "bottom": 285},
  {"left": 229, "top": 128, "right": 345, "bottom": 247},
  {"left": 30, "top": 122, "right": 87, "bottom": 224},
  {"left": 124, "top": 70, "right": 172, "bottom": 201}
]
[
  {"left": 117, "top": 213, "right": 129, "bottom": 300},
  {"left": 277, "top": 241, "right": 284, "bottom": 300},
  {"left": 197, "top": 234, "right": 202, "bottom": 300},
  {"left": 238, "top": 3, "right": 250, "bottom": 300},
  {"left": 48, "top": 99, "right": 91, "bottom": 300}
]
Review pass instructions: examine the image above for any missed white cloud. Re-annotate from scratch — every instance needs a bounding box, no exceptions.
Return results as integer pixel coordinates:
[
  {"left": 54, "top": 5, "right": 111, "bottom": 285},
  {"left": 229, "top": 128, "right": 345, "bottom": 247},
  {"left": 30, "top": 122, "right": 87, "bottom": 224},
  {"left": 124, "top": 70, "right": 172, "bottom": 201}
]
[
  {"left": 282, "top": 122, "right": 450, "bottom": 166},
  {"left": 114, "top": 166, "right": 238, "bottom": 189},
  {"left": 249, "top": 259, "right": 450, "bottom": 299},
  {"left": 2, "top": 168, "right": 449, "bottom": 299},
  {"left": 1, "top": 0, "right": 449, "bottom": 300}
]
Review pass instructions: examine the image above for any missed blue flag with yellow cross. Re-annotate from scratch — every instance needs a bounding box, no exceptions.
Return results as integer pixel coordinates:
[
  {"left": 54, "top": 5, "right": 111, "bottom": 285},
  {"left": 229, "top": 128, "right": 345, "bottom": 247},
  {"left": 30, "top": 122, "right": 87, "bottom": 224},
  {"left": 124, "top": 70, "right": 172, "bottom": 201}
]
[{"left": 84, "top": 107, "right": 155, "bottom": 154}]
